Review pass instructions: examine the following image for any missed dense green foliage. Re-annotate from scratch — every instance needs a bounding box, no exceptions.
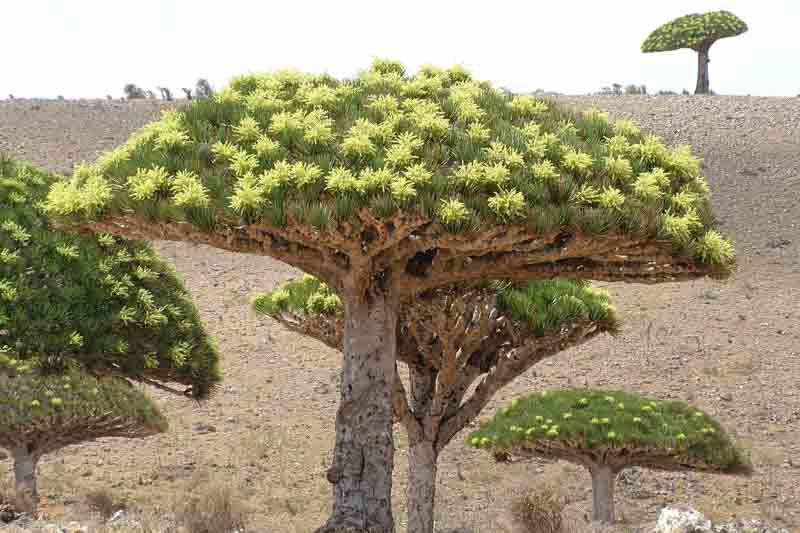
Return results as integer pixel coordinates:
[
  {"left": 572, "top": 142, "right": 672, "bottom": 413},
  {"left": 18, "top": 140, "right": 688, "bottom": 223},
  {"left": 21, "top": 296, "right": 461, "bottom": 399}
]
[
  {"left": 0, "top": 156, "right": 220, "bottom": 397},
  {"left": 469, "top": 389, "right": 751, "bottom": 474},
  {"left": 642, "top": 11, "right": 748, "bottom": 52},
  {"left": 46, "top": 60, "right": 733, "bottom": 268},
  {"left": 252, "top": 276, "right": 618, "bottom": 337},
  {"left": 0, "top": 369, "right": 167, "bottom": 450}
]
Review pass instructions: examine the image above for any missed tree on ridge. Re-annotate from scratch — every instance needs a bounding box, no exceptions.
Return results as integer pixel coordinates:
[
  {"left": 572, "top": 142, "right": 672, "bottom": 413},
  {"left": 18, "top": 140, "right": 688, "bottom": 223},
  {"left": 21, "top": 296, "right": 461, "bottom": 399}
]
[{"left": 642, "top": 11, "right": 748, "bottom": 94}]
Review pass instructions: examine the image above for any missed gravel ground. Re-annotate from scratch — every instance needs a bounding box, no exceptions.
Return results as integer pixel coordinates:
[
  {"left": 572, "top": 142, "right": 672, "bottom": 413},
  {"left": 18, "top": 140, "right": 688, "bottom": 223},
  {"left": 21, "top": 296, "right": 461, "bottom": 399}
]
[{"left": 1, "top": 95, "right": 799, "bottom": 532}]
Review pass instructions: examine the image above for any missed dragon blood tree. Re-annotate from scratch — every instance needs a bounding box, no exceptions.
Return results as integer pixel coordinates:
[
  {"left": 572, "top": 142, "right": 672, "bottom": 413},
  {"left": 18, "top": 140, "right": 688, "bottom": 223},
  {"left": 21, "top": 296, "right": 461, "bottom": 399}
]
[
  {"left": 0, "top": 365, "right": 168, "bottom": 503},
  {"left": 642, "top": 11, "right": 748, "bottom": 95},
  {"left": 252, "top": 276, "right": 618, "bottom": 533},
  {"left": 44, "top": 59, "right": 733, "bottom": 532},
  {"left": 0, "top": 156, "right": 220, "bottom": 502},
  {"left": 469, "top": 389, "right": 752, "bottom": 524}
]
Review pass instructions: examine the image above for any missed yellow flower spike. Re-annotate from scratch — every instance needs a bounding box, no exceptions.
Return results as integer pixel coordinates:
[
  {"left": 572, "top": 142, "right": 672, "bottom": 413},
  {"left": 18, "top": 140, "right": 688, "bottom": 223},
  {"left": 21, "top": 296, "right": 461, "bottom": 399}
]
[
  {"left": 50, "top": 397, "right": 63, "bottom": 407},
  {"left": 563, "top": 413, "right": 573, "bottom": 420},
  {"left": 617, "top": 403, "right": 625, "bottom": 410},
  {"left": 601, "top": 418, "right": 610, "bottom": 424},
  {"left": 677, "top": 433, "right": 687, "bottom": 440},
  {"left": 546, "top": 428, "right": 559, "bottom": 437},
  {"left": 591, "top": 417, "right": 600, "bottom": 425},
  {"left": 525, "top": 428, "right": 536, "bottom": 436},
  {"left": 605, "top": 396, "right": 615, "bottom": 403},
  {"left": 30, "top": 400, "right": 41, "bottom": 408},
  {"left": 535, "top": 415, "right": 544, "bottom": 422},
  {"left": 607, "top": 431, "right": 617, "bottom": 439},
  {"left": 510, "top": 399, "right": 520, "bottom": 408},
  {"left": 633, "top": 417, "right": 643, "bottom": 423}
]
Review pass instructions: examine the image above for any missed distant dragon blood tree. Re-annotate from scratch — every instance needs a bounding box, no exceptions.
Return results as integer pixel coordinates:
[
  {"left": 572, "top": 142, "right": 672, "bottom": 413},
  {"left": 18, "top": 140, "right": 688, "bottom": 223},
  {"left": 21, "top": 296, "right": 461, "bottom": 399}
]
[
  {"left": 0, "top": 156, "right": 220, "bottom": 503},
  {"left": 470, "top": 389, "right": 752, "bottom": 523},
  {"left": 252, "top": 276, "right": 618, "bottom": 532},
  {"left": 45, "top": 60, "right": 733, "bottom": 532},
  {"left": 642, "top": 11, "right": 748, "bottom": 94}
]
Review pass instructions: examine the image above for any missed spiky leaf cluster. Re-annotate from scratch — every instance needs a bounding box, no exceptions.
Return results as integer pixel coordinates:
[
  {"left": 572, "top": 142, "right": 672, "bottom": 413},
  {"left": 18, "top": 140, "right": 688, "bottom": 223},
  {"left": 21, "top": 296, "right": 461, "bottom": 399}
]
[
  {"left": 469, "top": 388, "right": 751, "bottom": 474},
  {"left": 46, "top": 60, "right": 733, "bottom": 268},
  {"left": 254, "top": 276, "right": 618, "bottom": 337},
  {"left": 0, "top": 371, "right": 167, "bottom": 454},
  {"left": 0, "top": 157, "right": 220, "bottom": 397},
  {"left": 642, "top": 11, "right": 748, "bottom": 53}
]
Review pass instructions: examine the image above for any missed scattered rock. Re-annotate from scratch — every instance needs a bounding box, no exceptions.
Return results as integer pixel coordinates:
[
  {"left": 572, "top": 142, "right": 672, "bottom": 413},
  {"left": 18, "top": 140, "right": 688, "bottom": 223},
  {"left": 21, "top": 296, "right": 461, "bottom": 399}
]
[{"left": 654, "top": 505, "right": 712, "bottom": 533}]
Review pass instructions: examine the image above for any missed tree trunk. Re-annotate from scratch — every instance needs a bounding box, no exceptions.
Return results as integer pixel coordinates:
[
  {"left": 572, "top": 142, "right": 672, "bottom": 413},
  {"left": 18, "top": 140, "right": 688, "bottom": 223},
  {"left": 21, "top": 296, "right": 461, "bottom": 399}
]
[
  {"left": 407, "top": 440, "right": 438, "bottom": 533},
  {"left": 13, "top": 448, "right": 39, "bottom": 504},
  {"left": 695, "top": 44, "right": 711, "bottom": 94},
  {"left": 589, "top": 464, "right": 617, "bottom": 523},
  {"left": 405, "top": 366, "right": 438, "bottom": 533},
  {"left": 317, "top": 293, "right": 398, "bottom": 533}
]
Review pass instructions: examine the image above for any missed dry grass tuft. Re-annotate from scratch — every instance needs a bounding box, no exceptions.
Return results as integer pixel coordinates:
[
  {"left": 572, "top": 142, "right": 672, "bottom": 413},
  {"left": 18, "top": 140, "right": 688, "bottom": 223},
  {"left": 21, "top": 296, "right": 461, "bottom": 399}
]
[
  {"left": 84, "top": 487, "right": 128, "bottom": 521},
  {"left": 174, "top": 482, "right": 250, "bottom": 533},
  {"left": 510, "top": 484, "right": 567, "bottom": 533}
]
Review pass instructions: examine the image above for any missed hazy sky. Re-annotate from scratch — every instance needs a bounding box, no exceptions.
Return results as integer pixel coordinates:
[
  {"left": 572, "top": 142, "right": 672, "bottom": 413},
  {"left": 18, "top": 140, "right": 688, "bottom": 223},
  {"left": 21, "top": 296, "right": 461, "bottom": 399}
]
[{"left": 3, "top": 1, "right": 799, "bottom": 98}]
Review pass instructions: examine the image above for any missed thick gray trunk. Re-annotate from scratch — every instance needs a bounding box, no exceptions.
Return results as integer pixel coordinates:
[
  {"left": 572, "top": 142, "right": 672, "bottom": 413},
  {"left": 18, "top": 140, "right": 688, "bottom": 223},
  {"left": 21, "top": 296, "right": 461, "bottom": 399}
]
[
  {"left": 407, "top": 439, "right": 438, "bottom": 533},
  {"left": 317, "top": 294, "right": 397, "bottom": 533},
  {"left": 590, "top": 464, "right": 617, "bottom": 523},
  {"left": 695, "top": 45, "right": 711, "bottom": 94},
  {"left": 13, "top": 449, "right": 39, "bottom": 503}
]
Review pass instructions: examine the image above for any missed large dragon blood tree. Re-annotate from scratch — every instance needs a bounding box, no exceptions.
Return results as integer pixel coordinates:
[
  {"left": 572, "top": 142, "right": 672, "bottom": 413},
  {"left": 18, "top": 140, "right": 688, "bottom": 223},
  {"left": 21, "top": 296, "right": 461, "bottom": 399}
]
[
  {"left": 0, "top": 156, "right": 220, "bottom": 503},
  {"left": 252, "top": 276, "right": 618, "bottom": 533},
  {"left": 642, "top": 11, "right": 748, "bottom": 95},
  {"left": 470, "top": 389, "right": 752, "bottom": 523},
  {"left": 44, "top": 60, "right": 734, "bottom": 532}
]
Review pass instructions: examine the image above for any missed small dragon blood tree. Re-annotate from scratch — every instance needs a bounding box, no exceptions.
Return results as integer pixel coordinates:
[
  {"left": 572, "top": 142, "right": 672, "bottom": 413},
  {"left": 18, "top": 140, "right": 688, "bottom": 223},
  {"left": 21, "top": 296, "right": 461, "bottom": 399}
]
[
  {"left": 642, "top": 11, "right": 748, "bottom": 94},
  {"left": 252, "top": 276, "right": 618, "bottom": 533},
  {"left": 44, "top": 59, "right": 733, "bottom": 532},
  {"left": 0, "top": 156, "right": 220, "bottom": 504},
  {"left": 469, "top": 389, "right": 752, "bottom": 524},
  {"left": 0, "top": 365, "right": 168, "bottom": 503}
]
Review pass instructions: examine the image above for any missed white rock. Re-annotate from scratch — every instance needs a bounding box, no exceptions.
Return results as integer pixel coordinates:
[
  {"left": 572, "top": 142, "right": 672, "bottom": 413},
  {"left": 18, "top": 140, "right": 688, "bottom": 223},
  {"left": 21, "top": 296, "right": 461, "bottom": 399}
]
[{"left": 655, "top": 505, "right": 712, "bottom": 533}]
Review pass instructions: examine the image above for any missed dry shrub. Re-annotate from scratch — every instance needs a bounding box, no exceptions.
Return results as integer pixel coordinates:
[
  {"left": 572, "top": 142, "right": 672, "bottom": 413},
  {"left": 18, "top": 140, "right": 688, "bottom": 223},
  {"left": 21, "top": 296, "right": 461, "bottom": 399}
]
[
  {"left": 175, "top": 482, "right": 250, "bottom": 533},
  {"left": 510, "top": 484, "right": 567, "bottom": 533},
  {"left": 85, "top": 487, "right": 128, "bottom": 521},
  {"left": 0, "top": 478, "right": 36, "bottom": 520}
]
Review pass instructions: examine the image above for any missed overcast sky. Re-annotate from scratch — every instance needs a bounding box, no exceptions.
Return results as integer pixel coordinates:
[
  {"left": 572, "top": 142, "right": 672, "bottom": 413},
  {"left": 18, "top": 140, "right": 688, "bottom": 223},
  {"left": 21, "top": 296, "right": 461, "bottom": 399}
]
[{"left": 3, "top": 0, "right": 798, "bottom": 99}]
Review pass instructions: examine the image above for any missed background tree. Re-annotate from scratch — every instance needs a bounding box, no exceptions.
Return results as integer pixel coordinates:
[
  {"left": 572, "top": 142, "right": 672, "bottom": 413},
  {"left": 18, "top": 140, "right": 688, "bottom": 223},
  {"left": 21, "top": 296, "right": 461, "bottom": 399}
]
[
  {"left": 252, "top": 276, "right": 618, "bottom": 533},
  {"left": 469, "top": 389, "right": 752, "bottom": 523},
  {"left": 642, "top": 11, "right": 748, "bottom": 95},
  {"left": 182, "top": 88, "right": 193, "bottom": 100},
  {"left": 0, "top": 367, "right": 167, "bottom": 504},
  {"left": 144, "top": 89, "right": 156, "bottom": 100},
  {"left": 195, "top": 78, "right": 214, "bottom": 99},
  {"left": 0, "top": 157, "right": 220, "bottom": 395},
  {"left": 123, "top": 83, "right": 146, "bottom": 100},
  {"left": 45, "top": 60, "right": 734, "bottom": 533},
  {"left": 157, "top": 87, "right": 174, "bottom": 101}
]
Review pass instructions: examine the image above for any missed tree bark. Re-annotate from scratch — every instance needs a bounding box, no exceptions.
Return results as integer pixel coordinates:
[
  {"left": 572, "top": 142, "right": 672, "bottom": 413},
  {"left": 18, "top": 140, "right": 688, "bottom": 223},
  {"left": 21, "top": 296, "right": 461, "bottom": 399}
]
[
  {"left": 695, "top": 44, "right": 712, "bottom": 94},
  {"left": 589, "top": 464, "right": 617, "bottom": 524},
  {"left": 13, "top": 448, "right": 39, "bottom": 504},
  {"left": 407, "top": 440, "right": 438, "bottom": 533},
  {"left": 317, "top": 293, "right": 398, "bottom": 533}
]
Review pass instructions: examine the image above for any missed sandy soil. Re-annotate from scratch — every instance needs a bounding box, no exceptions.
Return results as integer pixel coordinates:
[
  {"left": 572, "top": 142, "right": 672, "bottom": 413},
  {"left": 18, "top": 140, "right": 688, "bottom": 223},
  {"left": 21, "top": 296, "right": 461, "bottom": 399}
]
[{"left": 1, "top": 95, "right": 799, "bottom": 532}]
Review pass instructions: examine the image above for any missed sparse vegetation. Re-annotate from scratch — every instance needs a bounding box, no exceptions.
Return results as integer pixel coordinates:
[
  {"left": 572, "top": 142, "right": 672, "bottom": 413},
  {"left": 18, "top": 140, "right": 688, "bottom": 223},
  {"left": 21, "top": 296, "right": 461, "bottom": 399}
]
[{"left": 509, "top": 484, "right": 566, "bottom": 533}]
